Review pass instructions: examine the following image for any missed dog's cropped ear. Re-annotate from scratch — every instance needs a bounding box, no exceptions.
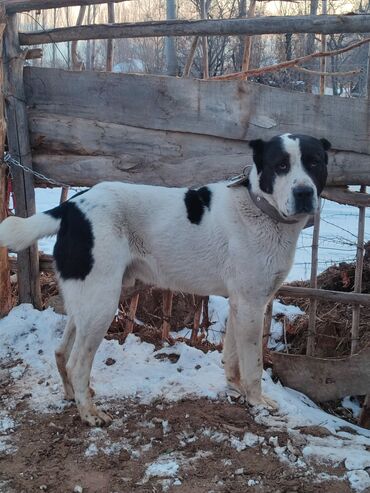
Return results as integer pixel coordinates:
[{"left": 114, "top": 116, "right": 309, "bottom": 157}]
[
  {"left": 249, "top": 139, "right": 265, "bottom": 172},
  {"left": 320, "top": 138, "right": 331, "bottom": 151}
]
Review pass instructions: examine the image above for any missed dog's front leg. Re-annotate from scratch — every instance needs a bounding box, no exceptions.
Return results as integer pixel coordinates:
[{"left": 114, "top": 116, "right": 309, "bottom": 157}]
[{"left": 230, "top": 297, "right": 277, "bottom": 410}]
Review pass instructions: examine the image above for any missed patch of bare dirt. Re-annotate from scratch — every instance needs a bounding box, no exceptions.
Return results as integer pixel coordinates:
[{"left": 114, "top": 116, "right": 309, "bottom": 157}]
[{"left": 0, "top": 396, "right": 352, "bottom": 493}]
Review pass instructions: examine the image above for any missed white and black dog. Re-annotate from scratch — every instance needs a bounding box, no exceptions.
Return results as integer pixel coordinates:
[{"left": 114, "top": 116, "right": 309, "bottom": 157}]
[{"left": 0, "top": 133, "right": 330, "bottom": 426}]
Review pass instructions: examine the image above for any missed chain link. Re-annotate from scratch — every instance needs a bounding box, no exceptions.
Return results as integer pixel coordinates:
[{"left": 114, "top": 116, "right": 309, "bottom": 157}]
[{"left": 3, "top": 152, "right": 80, "bottom": 192}]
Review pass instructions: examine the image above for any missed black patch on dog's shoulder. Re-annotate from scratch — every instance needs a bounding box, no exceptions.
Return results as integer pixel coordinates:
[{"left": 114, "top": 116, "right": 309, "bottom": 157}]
[
  {"left": 45, "top": 202, "right": 94, "bottom": 281},
  {"left": 184, "top": 186, "right": 212, "bottom": 225}
]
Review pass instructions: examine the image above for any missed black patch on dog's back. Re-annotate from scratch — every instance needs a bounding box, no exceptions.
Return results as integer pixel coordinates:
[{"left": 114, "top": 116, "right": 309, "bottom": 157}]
[
  {"left": 184, "top": 186, "right": 212, "bottom": 225},
  {"left": 45, "top": 201, "right": 94, "bottom": 281}
]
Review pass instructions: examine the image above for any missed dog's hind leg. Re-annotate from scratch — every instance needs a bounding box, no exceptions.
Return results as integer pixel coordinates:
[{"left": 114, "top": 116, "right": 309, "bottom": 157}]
[
  {"left": 63, "top": 260, "right": 126, "bottom": 426},
  {"left": 55, "top": 316, "right": 76, "bottom": 400}
]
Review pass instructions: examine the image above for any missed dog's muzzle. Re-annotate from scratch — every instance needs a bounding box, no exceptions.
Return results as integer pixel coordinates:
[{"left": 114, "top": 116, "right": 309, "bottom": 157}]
[{"left": 293, "top": 186, "right": 315, "bottom": 214}]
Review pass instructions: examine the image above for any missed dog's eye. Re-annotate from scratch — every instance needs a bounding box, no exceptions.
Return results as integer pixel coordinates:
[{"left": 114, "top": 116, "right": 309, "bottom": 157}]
[
  {"left": 276, "top": 161, "right": 289, "bottom": 171},
  {"left": 311, "top": 161, "right": 320, "bottom": 168}
]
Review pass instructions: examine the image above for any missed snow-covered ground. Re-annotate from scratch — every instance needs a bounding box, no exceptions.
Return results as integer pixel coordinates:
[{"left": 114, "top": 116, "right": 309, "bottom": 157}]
[
  {"left": 32, "top": 187, "right": 369, "bottom": 282},
  {"left": 1, "top": 303, "right": 370, "bottom": 491}
]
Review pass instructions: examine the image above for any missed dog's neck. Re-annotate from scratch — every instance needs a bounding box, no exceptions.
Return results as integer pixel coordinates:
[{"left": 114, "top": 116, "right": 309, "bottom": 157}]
[{"left": 229, "top": 166, "right": 301, "bottom": 225}]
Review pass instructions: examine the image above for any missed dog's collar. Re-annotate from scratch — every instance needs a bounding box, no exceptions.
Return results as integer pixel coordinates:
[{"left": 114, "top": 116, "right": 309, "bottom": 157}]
[
  {"left": 247, "top": 186, "right": 301, "bottom": 225},
  {"left": 227, "top": 169, "right": 300, "bottom": 225}
]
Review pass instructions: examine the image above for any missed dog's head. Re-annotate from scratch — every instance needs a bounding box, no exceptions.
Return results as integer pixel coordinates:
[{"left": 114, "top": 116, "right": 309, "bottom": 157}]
[{"left": 248, "top": 134, "right": 330, "bottom": 219}]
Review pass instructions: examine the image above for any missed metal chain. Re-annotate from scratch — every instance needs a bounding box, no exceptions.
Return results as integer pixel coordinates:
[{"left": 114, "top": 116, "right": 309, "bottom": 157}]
[{"left": 3, "top": 152, "right": 79, "bottom": 192}]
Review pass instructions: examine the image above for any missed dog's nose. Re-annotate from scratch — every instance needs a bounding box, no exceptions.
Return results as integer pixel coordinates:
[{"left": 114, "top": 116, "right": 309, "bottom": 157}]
[{"left": 293, "top": 186, "right": 314, "bottom": 213}]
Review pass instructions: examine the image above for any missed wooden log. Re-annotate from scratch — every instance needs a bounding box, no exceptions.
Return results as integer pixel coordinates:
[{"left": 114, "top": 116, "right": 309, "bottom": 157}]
[
  {"left": 18, "top": 15, "right": 370, "bottom": 46},
  {"left": 322, "top": 187, "right": 370, "bottom": 207},
  {"left": 0, "top": 6, "right": 11, "bottom": 317},
  {"left": 30, "top": 150, "right": 370, "bottom": 189},
  {"left": 23, "top": 67, "right": 370, "bottom": 155},
  {"left": 4, "top": 14, "right": 41, "bottom": 309},
  {"left": 272, "top": 348, "right": 370, "bottom": 402},
  {"left": 351, "top": 185, "right": 366, "bottom": 355},
  {"left": 278, "top": 285, "right": 370, "bottom": 306},
  {"left": 161, "top": 290, "right": 173, "bottom": 340},
  {"left": 5, "top": 0, "right": 131, "bottom": 14}
]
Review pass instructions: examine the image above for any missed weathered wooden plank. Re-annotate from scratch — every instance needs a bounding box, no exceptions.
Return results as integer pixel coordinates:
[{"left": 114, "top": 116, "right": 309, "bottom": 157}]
[
  {"left": 272, "top": 348, "right": 370, "bottom": 402},
  {"left": 30, "top": 151, "right": 370, "bottom": 188},
  {"left": 322, "top": 186, "right": 370, "bottom": 207},
  {"left": 4, "top": 14, "right": 41, "bottom": 308},
  {"left": 28, "top": 112, "right": 249, "bottom": 159},
  {"left": 4, "top": 0, "right": 131, "bottom": 14},
  {"left": 19, "top": 14, "right": 370, "bottom": 45},
  {"left": 31, "top": 153, "right": 250, "bottom": 188},
  {"left": 278, "top": 285, "right": 370, "bottom": 306},
  {"left": 23, "top": 67, "right": 370, "bottom": 154}
]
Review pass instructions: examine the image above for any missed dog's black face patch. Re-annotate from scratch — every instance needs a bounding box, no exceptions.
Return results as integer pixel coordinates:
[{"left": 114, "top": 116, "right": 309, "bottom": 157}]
[
  {"left": 290, "top": 134, "right": 330, "bottom": 195},
  {"left": 184, "top": 186, "right": 212, "bottom": 224},
  {"left": 249, "top": 134, "right": 330, "bottom": 196},
  {"left": 249, "top": 136, "right": 291, "bottom": 194},
  {"left": 45, "top": 202, "right": 94, "bottom": 280}
]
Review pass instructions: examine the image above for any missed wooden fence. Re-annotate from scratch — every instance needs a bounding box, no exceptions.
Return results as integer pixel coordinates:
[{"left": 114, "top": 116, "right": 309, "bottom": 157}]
[{"left": 1, "top": 0, "right": 370, "bottom": 423}]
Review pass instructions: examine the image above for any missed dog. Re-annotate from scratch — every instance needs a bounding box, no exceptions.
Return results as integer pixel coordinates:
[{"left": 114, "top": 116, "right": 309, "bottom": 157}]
[{"left": 0, "top": 133, "right": 330, "bottom": 426}]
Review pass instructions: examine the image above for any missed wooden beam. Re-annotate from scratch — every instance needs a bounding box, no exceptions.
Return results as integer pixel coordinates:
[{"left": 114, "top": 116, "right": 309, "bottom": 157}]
[
  {"left": 18, "top": 15, "right": 370, "bottom": 45},
  {"left": 272, "top": 347, "right": 370, "bottom": 402},
  {"left": 4, "top": 0, "right": 131, "bottom": 14},
  {"left": 4, "top": 14, "right": 42, "bottom": 309},
  {"left": 29, "top": 150, "right": 370, "bottom": 189},
  {"left": 277, "top": 285, "right": 370, "bottom": 306},
  {"left": 0, "top": 5, "right": 12, "bottom": 317},
  {"left": 322, "top": 187, "right": 370, "bottom": 207}
]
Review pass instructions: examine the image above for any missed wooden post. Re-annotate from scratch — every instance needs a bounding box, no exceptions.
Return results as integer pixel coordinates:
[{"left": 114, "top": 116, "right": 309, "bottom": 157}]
[
  {"left": 3, "top": 13, "right": 41, "bottom": 309},
  {"left": 182, "top": 36, "right": 199, "bottom": 77},
  {"left": 200, "top": 0, "right": 209, "bottom": 79},
  {"left": 125, "top": 292, "right": 139, "bottom": 334},
  {"left": 106, "top": 2, "right": 115, "bottom": 71},
  {"left": 161, "top": 290, "right": 173, "bottom": 340},
  {"left": 351, "top": 185, "right": 366, "bottom": 354},
  {"left": 191, "top": 295, "right": 203, "bottom": 343},
  {"left": 306, "top": 198, "right": 321, "bottom": 356},
  {"left": 263, "top": 299, "right": 273, "bottom": 351},
  {"left": 0, "top": 6, "right": 11, "bottom": 316},
  {"left": 241, "top": 0, "right": 257, "bottom": 72}
]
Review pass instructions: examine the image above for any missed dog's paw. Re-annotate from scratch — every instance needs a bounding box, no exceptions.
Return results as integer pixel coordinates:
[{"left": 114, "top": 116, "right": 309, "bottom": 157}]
[
  {"left": 81, "top": 407, "right": 113, "bottom": 427},
  {"left": 248, "top": 394, "right": 278, "bottom": 411}
]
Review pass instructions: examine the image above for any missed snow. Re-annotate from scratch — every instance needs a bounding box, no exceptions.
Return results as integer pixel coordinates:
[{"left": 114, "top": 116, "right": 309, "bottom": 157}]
[{"left": 145, "top": 460, "right": 179, "bottom": 478}]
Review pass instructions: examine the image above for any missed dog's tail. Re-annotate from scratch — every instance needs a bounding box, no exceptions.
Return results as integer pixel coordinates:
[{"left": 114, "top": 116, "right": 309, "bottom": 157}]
[{"left": 0, "top": 208, "right": 62, "bottom": 252}]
